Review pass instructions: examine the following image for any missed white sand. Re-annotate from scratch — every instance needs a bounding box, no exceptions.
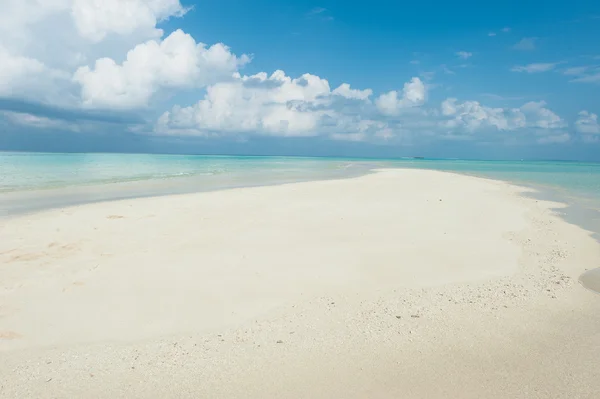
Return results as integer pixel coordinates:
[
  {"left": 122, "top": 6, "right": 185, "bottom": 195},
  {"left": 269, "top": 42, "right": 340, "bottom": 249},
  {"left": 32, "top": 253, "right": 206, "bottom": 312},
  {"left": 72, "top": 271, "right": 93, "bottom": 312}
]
[{"left": 1, "top": 169, "right": 599, "bottom": 398}]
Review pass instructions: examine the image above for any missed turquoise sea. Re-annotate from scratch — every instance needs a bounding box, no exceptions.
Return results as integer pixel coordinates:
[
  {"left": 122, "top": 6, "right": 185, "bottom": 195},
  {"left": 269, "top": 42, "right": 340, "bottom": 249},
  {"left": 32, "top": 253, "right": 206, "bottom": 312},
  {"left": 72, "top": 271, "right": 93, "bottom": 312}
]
[
  {"left": 2, "top": 152, "right": 600, "bottom": 196},
  {"left": 1, "top": 152, "right": 600, "bottom": 232}
]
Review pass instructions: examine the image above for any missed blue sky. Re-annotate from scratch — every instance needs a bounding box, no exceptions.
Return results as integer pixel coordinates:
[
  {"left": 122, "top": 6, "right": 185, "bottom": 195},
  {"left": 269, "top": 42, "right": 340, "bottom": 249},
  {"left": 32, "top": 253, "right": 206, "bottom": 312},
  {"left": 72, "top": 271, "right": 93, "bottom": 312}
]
[{"left": 1, "top": 0, "right": 599, "bottom": 160}]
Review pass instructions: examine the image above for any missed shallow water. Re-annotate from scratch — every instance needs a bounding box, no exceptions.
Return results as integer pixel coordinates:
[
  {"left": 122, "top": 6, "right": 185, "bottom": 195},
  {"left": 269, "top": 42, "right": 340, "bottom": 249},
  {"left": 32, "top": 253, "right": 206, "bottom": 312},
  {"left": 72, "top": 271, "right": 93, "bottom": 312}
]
[{"left": 2, "top": 153, "right": 600, "bottom": 200}]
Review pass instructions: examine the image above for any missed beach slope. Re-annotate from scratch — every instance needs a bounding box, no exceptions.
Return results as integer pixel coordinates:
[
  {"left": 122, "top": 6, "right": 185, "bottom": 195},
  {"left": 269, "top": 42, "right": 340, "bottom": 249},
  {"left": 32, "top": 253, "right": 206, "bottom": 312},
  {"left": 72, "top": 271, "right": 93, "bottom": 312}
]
[{"left": 1, "top": 169, "right": 599, "bottom": 398}]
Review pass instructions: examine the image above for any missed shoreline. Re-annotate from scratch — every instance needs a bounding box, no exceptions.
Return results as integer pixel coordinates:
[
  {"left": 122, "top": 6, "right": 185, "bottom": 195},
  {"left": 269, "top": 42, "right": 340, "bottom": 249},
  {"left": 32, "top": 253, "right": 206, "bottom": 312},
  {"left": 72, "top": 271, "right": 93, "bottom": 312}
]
[
  {"left": 0, "top": 163, "right": 377, "bottom": 218},
  {"left": 3, "top": 163, "right": 600, "bottom": 232},
  {"left": 1, "top": 169, "right": 600, "bottom": 397},
  {"left": 3, "top": 166, "right": 600, "bottom": 296}
]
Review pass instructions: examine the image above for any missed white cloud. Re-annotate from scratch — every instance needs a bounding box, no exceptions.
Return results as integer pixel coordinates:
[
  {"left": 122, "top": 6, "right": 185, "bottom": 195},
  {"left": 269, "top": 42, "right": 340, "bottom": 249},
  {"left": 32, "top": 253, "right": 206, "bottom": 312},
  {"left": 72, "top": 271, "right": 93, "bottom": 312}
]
[
  {"left": 375, "top": 77, "right": 426, "bottom": 115},
  {"left": 155, "top": 70, "right": 392, "bottom": 141},
  {"left": 0, "top": 0, "right": 188, "bottom": 62},
  {"left": 502, "top": 27, "right": 511, "bottom": 33},
  {"left": 332, "top": 83, "right": 373, "bottom": 100},
  {"left": 511, "top": 62, "right": 558, "bottom": 73},
  {"left": 74, "top": 29, "right": 250, "bottom": 109},
  {"left": 512, "top": 37, "right": 537, "bottom": 51},
  {"left": 156, "top": 72, "right": 572, "bottom": 146},
  {"left": 0, "top": 0, "right": 187, "bottom": 40},
  {"left": 456, "top": 51, "right": 472, "bottom": 59},
  {"left": 0, "top": 0, "right": 197, "bottom": 106},
  {"left": 575, "top": 111, "right": 600, "bottom": 134},
  {"left": 0, "top": 46, "right": 46, "bottom": 95},
  {"left": 156, "top": 70, "right": 333, "bottom": 137},
  {"left": 441, "top": 98, "right": 516, "bottom": 131},
  {"left": 0, "top": 45, "right": 70, "bottom": 101},
  {"left": 440, "top": 98, "right": 566, "bottom": 132},
  {"left": 488, "top": 32, "right": 497, "bottom": 37},
  {"left": 71, "top": 0, "right": 188, "bottom": 42},
  {"left": 519, "top": 101, "right": 566, "bottom": 129}
]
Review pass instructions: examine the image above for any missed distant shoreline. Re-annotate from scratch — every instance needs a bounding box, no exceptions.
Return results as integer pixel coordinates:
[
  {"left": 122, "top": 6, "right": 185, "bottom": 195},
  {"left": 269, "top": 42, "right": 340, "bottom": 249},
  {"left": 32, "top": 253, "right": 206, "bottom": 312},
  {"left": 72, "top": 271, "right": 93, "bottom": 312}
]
[{"left": 2, "top": 150, "right": 598, "bottom": 163}]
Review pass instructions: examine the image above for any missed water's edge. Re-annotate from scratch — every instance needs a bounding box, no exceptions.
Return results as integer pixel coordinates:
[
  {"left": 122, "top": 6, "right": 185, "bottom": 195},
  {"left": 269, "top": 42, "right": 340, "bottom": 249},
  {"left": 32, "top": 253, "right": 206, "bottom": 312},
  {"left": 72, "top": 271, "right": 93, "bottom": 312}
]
[
  {"left": 1, "top": 164, "right": 599, "bottom": 294},
  {"left": 0, "top": 163, "right": 377, "bottom": 218}
]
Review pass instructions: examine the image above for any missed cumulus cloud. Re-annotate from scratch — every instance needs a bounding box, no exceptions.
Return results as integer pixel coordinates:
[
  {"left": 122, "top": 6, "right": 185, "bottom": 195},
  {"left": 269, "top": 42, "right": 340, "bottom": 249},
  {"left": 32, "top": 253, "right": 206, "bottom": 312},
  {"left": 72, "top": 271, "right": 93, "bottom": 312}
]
[
  {"left": 0, "top": 45, "right": 70, "bottom": 101},
  {"left": 1, "top": 0, "right": 187, "bottom": 41},
  {"left": 0, "top": 46, "right": 47, "bottom": 94},
  {"left": 155, "top": 70, "right": 389, "bottom": 141},
  {"left": 456, "top": 51, "right": 472, "bottom": 59},
  {"left": 375, "top": 77, "right": 426, "bottom": 115},
  {"left": 0, "top": 0, "right": 188, "bottom": 64},
  {"left": 519, "top": 101, "right": 567, "bottom": 129},
  {"left": 71, "top": 0, "right": 188, "bottom": 42},
  {"left": 156, "top": 70, "right": 573, "bottom": 146},
  {"left": 511, "top": 62, "right": 558, "bottom": 73},
  {"left": 156, "top": 70, "right": 332, "bottom": 137},
  {"left": 332, "top": 84, "right": 373, "bottom": 100},
  {"left": 440, "top": 98, "right": 566, "bottom": 132},
  {"left": 575, "top": 111, "right": 600, "bottom": 134},
  {"left": 0, "top": 0, "right": 202, "bottom": 107},
  {"left": 74, "top": 30, "right": 250, "bottom": 109},
  {"left": 441, "top": 98, "right": 516, "bottom": 131}
]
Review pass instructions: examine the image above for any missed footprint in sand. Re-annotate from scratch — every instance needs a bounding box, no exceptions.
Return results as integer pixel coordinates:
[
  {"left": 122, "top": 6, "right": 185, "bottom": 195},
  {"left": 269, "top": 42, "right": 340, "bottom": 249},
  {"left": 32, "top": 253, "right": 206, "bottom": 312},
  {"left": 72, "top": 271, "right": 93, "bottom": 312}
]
[{"left": 107, "top": 215, "right": 125, "bottom": 219}]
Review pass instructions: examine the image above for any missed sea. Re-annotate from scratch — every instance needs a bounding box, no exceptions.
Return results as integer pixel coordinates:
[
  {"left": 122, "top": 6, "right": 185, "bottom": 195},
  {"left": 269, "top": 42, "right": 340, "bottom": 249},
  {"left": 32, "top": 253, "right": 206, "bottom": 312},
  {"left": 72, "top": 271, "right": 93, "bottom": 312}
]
[{"left": 1, "top": 152, "right": 600, "bottom": 233}]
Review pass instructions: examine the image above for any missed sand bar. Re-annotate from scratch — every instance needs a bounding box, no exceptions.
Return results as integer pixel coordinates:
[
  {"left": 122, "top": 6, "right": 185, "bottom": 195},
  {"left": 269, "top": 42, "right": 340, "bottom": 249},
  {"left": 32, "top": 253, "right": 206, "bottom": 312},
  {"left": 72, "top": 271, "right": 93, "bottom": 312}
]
[{"left": 1, "top": 169, "right": 599, "bottom": 398}]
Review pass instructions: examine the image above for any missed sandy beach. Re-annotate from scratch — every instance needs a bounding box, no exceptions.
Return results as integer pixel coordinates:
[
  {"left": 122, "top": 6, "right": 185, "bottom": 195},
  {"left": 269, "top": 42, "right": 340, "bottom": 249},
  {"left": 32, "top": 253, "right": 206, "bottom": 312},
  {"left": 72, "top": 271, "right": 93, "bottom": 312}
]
[{"left": 1, "top": 169, "right": 599, "bottom": 398}]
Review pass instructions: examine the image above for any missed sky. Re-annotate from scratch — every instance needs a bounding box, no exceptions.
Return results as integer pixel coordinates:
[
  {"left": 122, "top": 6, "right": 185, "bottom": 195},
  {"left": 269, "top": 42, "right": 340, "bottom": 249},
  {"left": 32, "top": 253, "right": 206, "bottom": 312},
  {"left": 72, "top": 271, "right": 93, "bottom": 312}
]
[{"left": 0, "top": 0, "right": 599, "bottom": 160}]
